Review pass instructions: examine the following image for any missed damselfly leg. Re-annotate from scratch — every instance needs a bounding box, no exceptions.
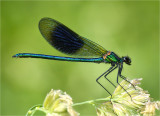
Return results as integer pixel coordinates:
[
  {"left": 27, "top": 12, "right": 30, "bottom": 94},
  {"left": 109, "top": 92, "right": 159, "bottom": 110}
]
[
  {"left": 96, "top": 66, "right": 115, "bottom": 97},
  {"left": 120, "top": 75, "right": 136, "bottom": 90}
]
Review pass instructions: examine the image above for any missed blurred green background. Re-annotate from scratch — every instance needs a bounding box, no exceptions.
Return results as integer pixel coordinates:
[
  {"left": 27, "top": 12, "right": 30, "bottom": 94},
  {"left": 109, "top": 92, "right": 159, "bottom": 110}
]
[{"left": 1, "top": 1, "right": 159, "bottom": 115}]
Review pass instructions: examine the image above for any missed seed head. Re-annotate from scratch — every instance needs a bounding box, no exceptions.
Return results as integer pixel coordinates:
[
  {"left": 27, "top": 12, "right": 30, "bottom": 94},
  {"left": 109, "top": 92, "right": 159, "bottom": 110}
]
[
  {"left": 43, "top": 89, "right": 79, "bottom": 116},
  {"left": 96, "top": 78, "right": 160, "bottom": 116}
]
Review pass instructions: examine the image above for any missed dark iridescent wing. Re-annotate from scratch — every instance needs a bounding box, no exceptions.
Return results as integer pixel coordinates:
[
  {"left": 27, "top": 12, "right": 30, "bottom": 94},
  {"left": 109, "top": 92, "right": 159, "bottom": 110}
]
[{"left": 39, "top": 17, "right": 107, "bottom": 57}]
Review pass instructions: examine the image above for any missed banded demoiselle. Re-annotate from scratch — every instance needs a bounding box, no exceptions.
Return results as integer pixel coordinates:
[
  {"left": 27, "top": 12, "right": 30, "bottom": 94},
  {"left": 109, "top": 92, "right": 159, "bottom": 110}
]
[{"left": 13, "top": 17, "right": 135, "bottom": 98}]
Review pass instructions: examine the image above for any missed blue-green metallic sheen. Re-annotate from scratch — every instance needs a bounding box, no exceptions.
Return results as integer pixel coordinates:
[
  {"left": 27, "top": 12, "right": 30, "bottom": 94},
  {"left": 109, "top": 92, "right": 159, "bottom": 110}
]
[
  {"left": 104, "top": 52, "right": 121, "bottom": 63},
  {"left": 13, "top": 53, "right": 104, "bottom": 63}
]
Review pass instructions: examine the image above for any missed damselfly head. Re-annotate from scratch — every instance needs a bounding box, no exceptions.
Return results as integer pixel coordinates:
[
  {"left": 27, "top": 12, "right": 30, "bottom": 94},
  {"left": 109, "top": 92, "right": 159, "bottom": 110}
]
[{"left": 123, "top": 56, "right": 131, "bottom": 65}]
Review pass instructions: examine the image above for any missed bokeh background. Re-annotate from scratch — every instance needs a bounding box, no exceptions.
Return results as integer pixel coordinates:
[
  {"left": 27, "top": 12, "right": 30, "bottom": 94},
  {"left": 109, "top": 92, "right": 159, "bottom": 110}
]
[{"left": 1, "top": 1, "right": 159, "bottom": 115}]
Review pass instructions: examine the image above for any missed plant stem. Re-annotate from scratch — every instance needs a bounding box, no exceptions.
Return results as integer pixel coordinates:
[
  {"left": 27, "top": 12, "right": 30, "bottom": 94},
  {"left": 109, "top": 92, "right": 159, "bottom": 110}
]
[
  {"left": 72, "top": 97, "right": 111, "bottom": 106},
  {"left": 26, "top": 104, "right": 45, "bottom": 116}
]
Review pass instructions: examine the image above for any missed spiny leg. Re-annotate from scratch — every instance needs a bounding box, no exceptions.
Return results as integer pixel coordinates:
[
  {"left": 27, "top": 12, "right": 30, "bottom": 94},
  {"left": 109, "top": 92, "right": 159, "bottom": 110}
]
[
  {"left": 96, "top": 66, "right": 115, "bottom": 97},
  {"left": 104, "top": 65, "right": 118, "bottom": 88},
  {"left": 120, "top": 75, "right": 136, "bottom": 90},
  {"left": 117, "top": 65, "right": 133, "bottom": 101},
  {"left": 117, "top": 75, "right": 133, "bottom": 101}
]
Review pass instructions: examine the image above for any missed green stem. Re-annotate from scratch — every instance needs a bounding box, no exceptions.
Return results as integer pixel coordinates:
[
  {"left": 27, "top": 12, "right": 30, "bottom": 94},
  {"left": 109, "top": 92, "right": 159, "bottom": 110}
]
[
  {"left": 26, "top": 104, "right": 45, "bottom": 116},
  {"left": 72, "top": 97, "right": 111, "bottom": 106},
  {"left": 26, "top": 98, "right": 111, "bottom": 116}
]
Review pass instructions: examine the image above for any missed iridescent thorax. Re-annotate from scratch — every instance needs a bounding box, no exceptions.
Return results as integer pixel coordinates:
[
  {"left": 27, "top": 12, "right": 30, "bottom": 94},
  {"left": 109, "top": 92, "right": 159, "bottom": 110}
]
[{"left": 103, "top": 51, "right": 121, "bottom": 63}]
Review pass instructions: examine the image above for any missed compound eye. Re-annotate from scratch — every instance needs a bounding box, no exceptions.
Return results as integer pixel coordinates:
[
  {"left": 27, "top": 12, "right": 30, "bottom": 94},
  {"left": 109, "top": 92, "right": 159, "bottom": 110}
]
[
  {"left": 123, "top": 56, "right": 131, "bottom": 65},
  {"left": 126, "top": 57, "right": 129, "bottom": 62}
]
